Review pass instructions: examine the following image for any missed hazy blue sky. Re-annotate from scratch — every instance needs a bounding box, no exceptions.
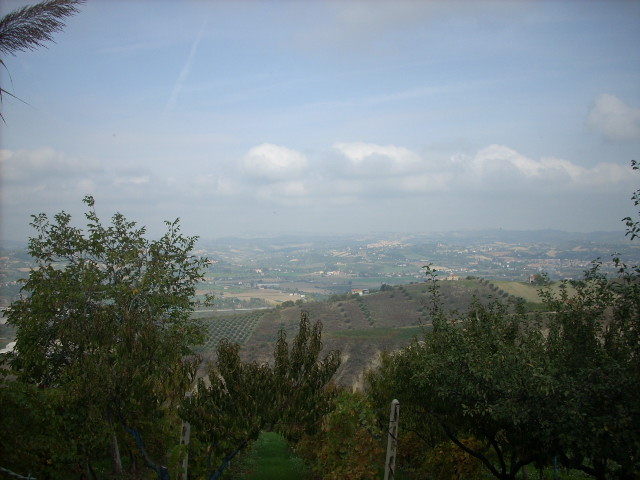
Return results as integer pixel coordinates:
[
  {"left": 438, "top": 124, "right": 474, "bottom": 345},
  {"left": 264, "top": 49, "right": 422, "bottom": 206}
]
[{"left": 1, "top": 0, "right": 639, "bottom": 242}]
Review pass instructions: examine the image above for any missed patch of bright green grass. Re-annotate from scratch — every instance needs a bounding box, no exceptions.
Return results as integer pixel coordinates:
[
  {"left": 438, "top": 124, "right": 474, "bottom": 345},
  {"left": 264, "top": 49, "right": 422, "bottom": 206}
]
[
  {"left": 493, "top": 280, "right": 576, "bottom": 304},
  {"left": 230, "top": 431, "right": 311, "bottom": 480}
]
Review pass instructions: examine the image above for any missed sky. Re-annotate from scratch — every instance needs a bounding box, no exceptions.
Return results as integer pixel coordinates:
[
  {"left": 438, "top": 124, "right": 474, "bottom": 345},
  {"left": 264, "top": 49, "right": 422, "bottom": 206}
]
[{"left": 1, "top": 0, "right": 640, "bottom": 243}]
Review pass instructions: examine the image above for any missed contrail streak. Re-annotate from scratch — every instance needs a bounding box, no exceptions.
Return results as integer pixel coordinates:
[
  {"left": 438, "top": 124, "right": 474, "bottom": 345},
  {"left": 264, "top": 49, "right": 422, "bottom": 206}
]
[{"left": 165, "top": 15, "right": 209, "bottom": 113}]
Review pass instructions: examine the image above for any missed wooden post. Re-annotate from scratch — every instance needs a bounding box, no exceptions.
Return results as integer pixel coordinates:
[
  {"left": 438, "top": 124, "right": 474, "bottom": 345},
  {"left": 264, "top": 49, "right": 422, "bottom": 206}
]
[
  {"left": 383, "top": 399, "right": 400, "bottom": 480},
  {"left": 177, "top": 420, "right": 191, "bottom": 480}
]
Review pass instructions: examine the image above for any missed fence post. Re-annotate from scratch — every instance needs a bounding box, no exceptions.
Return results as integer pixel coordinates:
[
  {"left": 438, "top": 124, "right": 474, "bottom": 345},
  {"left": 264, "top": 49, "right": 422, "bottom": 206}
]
[
  {"left": 383, "top": 399, "right": 400, "bottom": 480},
  {"left": 177, "top": 419, "right": 191, "bottom": 480}
]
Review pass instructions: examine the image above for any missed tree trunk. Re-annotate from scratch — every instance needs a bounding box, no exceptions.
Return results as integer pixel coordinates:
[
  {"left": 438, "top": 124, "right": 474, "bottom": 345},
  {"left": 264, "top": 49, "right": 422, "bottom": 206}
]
[
  {"left": 111, "top": 431, "right": 123, "bottom": 475},
  {"left": 129, "top": 446, "right": 137, "bottom": 473},
  {"left": 85, "top": 459, "right": 97, "bottom": 480}
]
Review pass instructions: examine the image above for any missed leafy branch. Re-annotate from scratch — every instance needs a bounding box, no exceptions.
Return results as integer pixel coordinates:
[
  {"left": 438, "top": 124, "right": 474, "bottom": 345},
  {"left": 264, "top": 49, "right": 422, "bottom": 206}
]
[
  {"left": 0, "top": 0, "right": 85, "bottom": 120},
  {"left": 0, "top": 0, "right": 84, "bottom": 55}
]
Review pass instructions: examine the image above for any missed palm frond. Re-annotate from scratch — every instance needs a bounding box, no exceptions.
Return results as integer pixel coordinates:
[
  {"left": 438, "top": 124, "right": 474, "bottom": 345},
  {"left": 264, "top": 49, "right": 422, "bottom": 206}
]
[{"left": 0, "top": 0, "right": 85, "bottom": 56}]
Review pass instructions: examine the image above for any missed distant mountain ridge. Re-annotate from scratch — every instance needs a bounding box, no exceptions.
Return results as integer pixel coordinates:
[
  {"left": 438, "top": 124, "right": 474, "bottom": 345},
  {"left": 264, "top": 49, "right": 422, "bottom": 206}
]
[
  {"left": 201, "top": 228, "right": 629, "bottom": 249},
  {"left": 3, "top": 228, "right": 629, "bottom": 253}
]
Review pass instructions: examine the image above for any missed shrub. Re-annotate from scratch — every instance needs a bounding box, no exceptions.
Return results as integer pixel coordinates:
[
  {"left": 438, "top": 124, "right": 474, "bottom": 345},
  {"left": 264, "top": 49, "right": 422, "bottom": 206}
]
[{"left": 296, "top": 391, "right": 384, "bottom": 480}]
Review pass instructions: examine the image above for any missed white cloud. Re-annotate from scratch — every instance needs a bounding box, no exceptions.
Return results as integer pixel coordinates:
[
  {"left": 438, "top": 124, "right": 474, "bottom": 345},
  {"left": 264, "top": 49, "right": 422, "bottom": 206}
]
[
  {"left": 469, "top": 144, "right": 578, "bottom": 179},
  {"left": 325, "top": 142, "right": 458, "bottom": 199},
  {"left": 0, "top": 148, "right": 164, "bottom": 213},
  {"left": 2, "top": 142, "right": 634, "bottom": 242},
  {"left": 332, "top": 142, "right": 422, "bottom": 177},
  {"left": 241, "top": 143, "right": 309, "bottom": 182},
  {"left": 587, "top": 94, "right": 640, "bottom": 141},
  {"left": 76, "top": 179, "right": 97, "bottom": 192},
  {"left": 466, "top": 144, "right": 630, "bottom": 191},
  {"left": 323, "top": 142, "right": 632, "bottom": 203},
  {"left": 0, "top": 147, "right": 104, "bottom": 185}
]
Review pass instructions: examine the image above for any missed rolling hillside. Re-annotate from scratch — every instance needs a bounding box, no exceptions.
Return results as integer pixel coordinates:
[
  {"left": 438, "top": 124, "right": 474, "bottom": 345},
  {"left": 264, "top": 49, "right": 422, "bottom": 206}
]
[
  {"left": 2, "top": 277, "right": 549, "bottom": 385},
  {"left": 199, "top": 277, "right": 547, "bottom": 386}
]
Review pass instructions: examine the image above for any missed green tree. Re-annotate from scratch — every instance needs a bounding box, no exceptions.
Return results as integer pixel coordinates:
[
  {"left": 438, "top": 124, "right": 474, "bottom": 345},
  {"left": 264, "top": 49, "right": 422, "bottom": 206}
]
[
  {"left": 529, "top": 272, "right": 551, "bottom": 286},
  {"left": 365, "top": 349, "right": 446, "bottom": 479},
  {"left": 366, "top": 295, "right": 554, "bottom": 480},
  {"left": 539, "top": 264, "right": 640, "bottom": 479},
  {"left": 3, "top": 195, "right": 209, "bottom": 477},
  {"left": 296, "top": 390, "right": 384, "bottom": 480},
  {"left": 533, "top": 161, "right": 640, "bottom": 479},
  {"left": 416, "top": 299, "right": 556, "bottom": 479},
  {"left": 182, "top": 339, "right": 274, "bottom": 480},
  {"left": 622, "top": 159, "right": 640, "bottom": 241},
  {"left": 272, "top": 311, "right": 341, "bottom": 443},
  {"left": 0, "top": 375, "right": 110, "bottom": 479},
  {"left": 182, "top": 311, "right": 340, "bottom": 480}
]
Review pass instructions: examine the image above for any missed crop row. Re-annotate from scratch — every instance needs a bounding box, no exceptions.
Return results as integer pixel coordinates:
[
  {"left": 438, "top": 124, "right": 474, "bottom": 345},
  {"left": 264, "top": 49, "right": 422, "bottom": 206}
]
[{"left": 199, "top": 312, "right": 265, "bottom": 350}]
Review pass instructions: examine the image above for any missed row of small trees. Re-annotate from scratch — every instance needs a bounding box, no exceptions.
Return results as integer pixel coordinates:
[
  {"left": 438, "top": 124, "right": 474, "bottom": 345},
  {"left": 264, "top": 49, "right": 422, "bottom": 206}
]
[{"left": 182, "top": 312, "right": 340, "bottom": 480}]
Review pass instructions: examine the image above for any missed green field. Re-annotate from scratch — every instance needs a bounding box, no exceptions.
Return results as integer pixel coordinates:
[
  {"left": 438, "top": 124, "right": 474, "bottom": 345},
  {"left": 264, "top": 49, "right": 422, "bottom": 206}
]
[
  {"left": 493, "top": 280, "right": 577, "bottom": 303},
  {"left": 228, "top": 431, "right": 311, "bottom": 480},
  {"left": 493, "top": 281, "right": 543, "bottom": 302},
  {"left": 225, "top": 430, "right": 591, "bottom": 480},
  {"left": 327, "top": 325, "right": 425, "bottom": 342}
]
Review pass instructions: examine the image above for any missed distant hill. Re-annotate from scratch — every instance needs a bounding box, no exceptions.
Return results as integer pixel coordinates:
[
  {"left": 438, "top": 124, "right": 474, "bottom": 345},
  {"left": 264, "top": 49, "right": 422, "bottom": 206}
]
[
  {"left": 200, "top": 228, "right": 629, "bottom": 248},
  {"left": 199, "top": 277, "right": 546, "bottom": 387}
]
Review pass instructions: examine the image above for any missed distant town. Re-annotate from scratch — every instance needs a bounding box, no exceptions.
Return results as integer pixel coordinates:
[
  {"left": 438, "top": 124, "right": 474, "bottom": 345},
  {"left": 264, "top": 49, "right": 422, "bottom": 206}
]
[{"left": 4, "top": 229, "right": 638, "bottom": 311}]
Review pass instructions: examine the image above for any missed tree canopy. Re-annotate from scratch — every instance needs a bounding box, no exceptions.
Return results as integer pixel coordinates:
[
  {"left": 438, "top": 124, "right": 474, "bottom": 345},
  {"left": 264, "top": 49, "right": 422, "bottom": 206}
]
[
  {"left": 182, "top": 311, "right": 341, "bottom": 480},
  {"left": 3, "top": 196, "right": 209, "bottom": 478}
]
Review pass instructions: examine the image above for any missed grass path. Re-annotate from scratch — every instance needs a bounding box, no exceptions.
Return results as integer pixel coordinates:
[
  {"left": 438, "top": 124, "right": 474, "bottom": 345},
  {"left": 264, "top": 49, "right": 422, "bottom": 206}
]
[{"left": 230, "top": 431, "right": 312, "bottom": 480}]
